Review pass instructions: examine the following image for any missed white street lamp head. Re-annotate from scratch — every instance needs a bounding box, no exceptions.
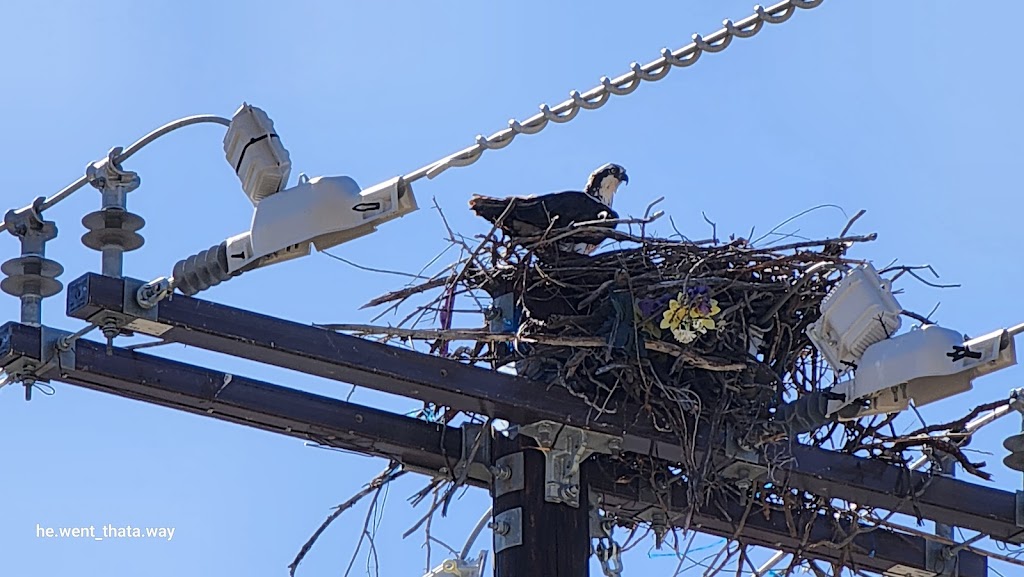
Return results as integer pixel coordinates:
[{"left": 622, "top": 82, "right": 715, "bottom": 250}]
[
  {"left": 223, "top": 103, "right": 292, "bottom": 205},
  {"left": 826, "top": 325, "right": 1017, "bottom": 420},
  {"left": 146, "top": 102, "right": 419, "bottom": 300},
  {"left": 796, "top": 264, "right": 1019, "bottom": 425},
  {"left": 807, "top": 264, "right": 902, "bottom": 376}
]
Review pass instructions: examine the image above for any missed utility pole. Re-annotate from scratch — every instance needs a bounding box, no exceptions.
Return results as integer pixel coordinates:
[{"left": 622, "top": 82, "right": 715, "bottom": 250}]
[{"left": 491, "top": 431, "right": 592, "bottom": 577}]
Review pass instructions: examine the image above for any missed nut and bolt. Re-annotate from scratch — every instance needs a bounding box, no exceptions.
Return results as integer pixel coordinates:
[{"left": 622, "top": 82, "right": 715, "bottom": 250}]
[
  {"left": 489, "top": 520, "right": 511, "bottom": 536},
  {"left": 607, "top": 438, "right": 622, "bottom": 454},
  {"left": 100, "top": 317, "right": 120, "bottom": 355},
  {"left": 490, "top": 464, "right": 512, "bottom": 481},
  {"left": 560, "top": 484, "right": 580, "bottom": 501}
]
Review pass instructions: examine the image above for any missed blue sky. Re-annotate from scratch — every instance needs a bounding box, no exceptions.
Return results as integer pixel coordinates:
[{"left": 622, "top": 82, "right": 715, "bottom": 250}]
[{"left": 2, "top": 1, "right": 1023, "bottom": 575}]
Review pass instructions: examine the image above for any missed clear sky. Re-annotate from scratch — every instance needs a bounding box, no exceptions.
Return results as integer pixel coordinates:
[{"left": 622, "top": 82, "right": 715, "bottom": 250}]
[{"left": 1, "top": 1, "right": 1022, "bottom": 576}]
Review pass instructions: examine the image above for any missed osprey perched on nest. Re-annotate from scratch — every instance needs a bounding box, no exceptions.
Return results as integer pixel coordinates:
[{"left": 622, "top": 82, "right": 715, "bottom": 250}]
[{"left": 468, "top": 163, "right": 628, "bottom": 254}]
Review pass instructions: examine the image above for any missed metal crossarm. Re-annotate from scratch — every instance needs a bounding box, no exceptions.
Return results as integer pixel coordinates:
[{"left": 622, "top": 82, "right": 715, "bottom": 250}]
[
  {"left": 0, "top": 321, "right": 988, "bottom": 576},
  {"left": 62, "top": 273, "right": 1024, "bottom": 544}
]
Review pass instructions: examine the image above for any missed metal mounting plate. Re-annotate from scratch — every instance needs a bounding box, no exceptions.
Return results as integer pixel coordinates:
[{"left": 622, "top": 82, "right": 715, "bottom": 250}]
[
  {"left": 493, "top": 452, "right": 524, "bottom": 498},
  {"left": 40, "top": 327, "right": 74, "bottom": 375},
  {"left": 884, "top": 565, "right": 938, "bottom": 577},
  {"left": 492, "top": 507, "right": 522, "bottom": 553},
  {"left": 924, "top": 539, "right": 957, "bottom": 576},
  {"left": 517, "top": 420, "right": 622, "bottom": 507}
]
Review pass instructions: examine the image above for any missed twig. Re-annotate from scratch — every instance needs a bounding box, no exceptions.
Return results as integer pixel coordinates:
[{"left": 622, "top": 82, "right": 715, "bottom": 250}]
[
  {"left": 361, "top": 277, "right": 450, "bottom": 309},
  {"left": 757, "top": 233, "right": 877, "bottom": 253},
  {"left": 323, "top": 250, "right": 432, "bottom": 280},
  {"left": 752, "top": 204, "right": 847, "bottom": 247},
  {"left": 839, "top": 209, "right": 867, "bottom": 238},
  {"left": 317, "top": 325, "right": 746, "bottom": 371},
  {"left": 288, "top": 464, "right": 406, "bottom": 577},
  {"left": 883, "top": 264, "right": 961, "bottom": 289}
]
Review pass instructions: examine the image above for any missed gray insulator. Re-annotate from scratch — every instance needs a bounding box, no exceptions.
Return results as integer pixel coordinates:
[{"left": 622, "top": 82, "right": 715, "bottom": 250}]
[
  {"left": 773, "top": 391, "right": 835, "bottom": 435},
  {"left": 172, "top": 241, "right": 234, "bottom": 296},
  {"left": 1003, "top": 433, "right": 1024, "bottom": 472}
]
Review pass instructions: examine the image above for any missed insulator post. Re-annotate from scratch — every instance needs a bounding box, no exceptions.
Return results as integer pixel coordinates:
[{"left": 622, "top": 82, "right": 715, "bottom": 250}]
[
  {"left": 82, "top": 147, "right": 144, "bottom": 277},
  {"left": 1003, "top": 391, "right": 1024, "bottom": 477},
  {"left": 2, "top": 197, "right": 62, "bottom": 327},
  {"left": 171, "top": 241, "right": 235, "bottom": 296}
]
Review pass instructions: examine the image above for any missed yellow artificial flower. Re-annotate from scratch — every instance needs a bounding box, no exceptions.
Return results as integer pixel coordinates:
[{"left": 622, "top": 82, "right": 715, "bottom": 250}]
[
  {"left": 660, "top": 293, "right": 689, "bottom": 331},
  {"left": 659, "top": 292, "right": 722, "bottom": 344}
]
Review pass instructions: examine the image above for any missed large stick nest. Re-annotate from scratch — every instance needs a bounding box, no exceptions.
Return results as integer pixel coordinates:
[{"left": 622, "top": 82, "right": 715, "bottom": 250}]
[
  {"left": 471, "top": 232, "right": 861, "bottom": 447},
  {"left": 319, "top": 206, "right": 1004, "bottom": 572}
]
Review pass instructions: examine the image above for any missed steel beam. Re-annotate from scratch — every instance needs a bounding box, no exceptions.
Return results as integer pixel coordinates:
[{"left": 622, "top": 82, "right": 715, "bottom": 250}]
[
  {"left": 591, "top": 469, "right": 987, "bottom": 576},
  {"left": 63, "top": 273, "right": 1024, "bottom": 543},
  {"left": 0, "top": 321, "right": 468, "bottom": 482},
  {"left": 0, "top": 321, "right": 989, "bottom": 576}
]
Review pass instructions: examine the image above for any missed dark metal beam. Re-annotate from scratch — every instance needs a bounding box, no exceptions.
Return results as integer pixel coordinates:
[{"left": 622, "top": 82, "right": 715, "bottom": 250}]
[
  {"left": 591, "top": 469, "right": 987, "bottom": 576},
  {"left": 63, "top": 273, "right": 1024, "bottom": 543},
  {"left": 0, "top": 321, "right": 467, "bottom": 482},
  {"left": 0, "top": 321, "right": 988, "bottom": 576}
]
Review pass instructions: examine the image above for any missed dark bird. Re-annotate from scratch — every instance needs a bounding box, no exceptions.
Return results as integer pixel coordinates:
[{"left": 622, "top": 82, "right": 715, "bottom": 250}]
[{"left": 468, "top": 163, "right": 628, "bottom": 254}]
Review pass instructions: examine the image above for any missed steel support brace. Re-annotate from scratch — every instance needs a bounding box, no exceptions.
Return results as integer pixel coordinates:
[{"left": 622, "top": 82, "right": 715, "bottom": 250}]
[
  {"left": 0, "top": 321, "right": 989, "bottom": 576},
  {"left": 60, "top": 274, "right": 1024, "bottom": 543},
  {"left": 516, "top": 420, "right": 622, "bottom": 507}
]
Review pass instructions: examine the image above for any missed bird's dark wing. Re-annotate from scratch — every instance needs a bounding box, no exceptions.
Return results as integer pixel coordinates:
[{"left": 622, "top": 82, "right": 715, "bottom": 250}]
[{"left": 469, "top": 191, "right": 619, "bottom": 238}]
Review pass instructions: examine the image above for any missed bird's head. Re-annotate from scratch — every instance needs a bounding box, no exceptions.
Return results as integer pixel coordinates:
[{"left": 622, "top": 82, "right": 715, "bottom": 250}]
[{"left": 585, "top": 163, "right": 628, "bottom": 206}]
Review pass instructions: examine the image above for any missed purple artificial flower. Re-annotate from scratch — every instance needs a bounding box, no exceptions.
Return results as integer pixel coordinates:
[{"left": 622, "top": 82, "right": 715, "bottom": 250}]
[
  {"left": 686, "top": 285, "right": 714, "bottom": 315},
  {"left": 637, "top": 293, "right": 673, "bottom": 318}
]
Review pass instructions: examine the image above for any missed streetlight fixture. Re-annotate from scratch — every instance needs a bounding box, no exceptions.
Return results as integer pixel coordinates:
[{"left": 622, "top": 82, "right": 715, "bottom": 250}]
[
  {"left": 779, "top": 264, "right": 1020, "bottom": 431},
  {"left": 139, "top": 104, "right": 418, "bottom": 303}
]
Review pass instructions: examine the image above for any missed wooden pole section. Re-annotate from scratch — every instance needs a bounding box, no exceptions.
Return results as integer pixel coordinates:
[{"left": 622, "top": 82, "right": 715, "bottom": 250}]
[{"left": 492, "top": 432, "right": 591, "bottom": 577}]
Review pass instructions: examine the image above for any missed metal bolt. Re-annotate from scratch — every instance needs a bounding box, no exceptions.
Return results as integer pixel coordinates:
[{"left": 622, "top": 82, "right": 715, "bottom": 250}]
[
  {"left": 100, "top": 317, "right": 119, "bottom": 355},
  {"left": 490, "top": 464, "right": 512, "bottom": 481},
  {"left": 22, "top": 375, "right": 35, "bottom": 401},
  {"left": 607, "top": 438, "right": 622, "bottom": 454},
  {"left": 560, "top": 484, "right": 580, "bottom": 501},
  {"left": 489, "top": 520, "right": 510, "bottom": 536}
]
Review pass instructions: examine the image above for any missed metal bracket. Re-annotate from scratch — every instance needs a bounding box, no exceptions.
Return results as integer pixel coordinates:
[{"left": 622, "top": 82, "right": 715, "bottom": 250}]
[
  {"left": 491, "top": 507, "right": 522, "bottom": 553},
  {"left": 492, "top": 452, "right": 524, "bottom": 498},
  {"left": 121, "top": 278, "right": 169, "bottom": 336},
  {"left": 0, "top": 353, "right": 37, "bottom": 387},
  {"left": 86, "top": 147, "right": 141, "bottom": 203},
  {"left": 423, "top": 551, "right": 487, "bottom": 577},
  {"left": 883, "top": 565, "right": 936, "bottom": 577},
  {"left": 453, "top": 423, "right": 492, "bottom": 483},
  {"left": 67, "top": 277, "right": 165, "bottom": 337},
  {"left": 1016, "top": 491, "right": 1024, "bottom": 529},
  {"left": 516, "top": 420, "right": 623, "bottom": 508},
  {"left": 40, "top": 327, "right": 74, "bottom": 376},
  {"left": 925, "top": 540, "right": 958, "bottom": 577},
  {"left": 632, "top": 481, "right": 674, "bottom": 549},
  {"left": 589, "top": 489, "right": 607, "bottom": 539},
  {"left": 715, "top": 425, "right": 768, "bottom": 488},
  {"left": 4, "top": 197, "right": 51, "bottom": 241}
]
